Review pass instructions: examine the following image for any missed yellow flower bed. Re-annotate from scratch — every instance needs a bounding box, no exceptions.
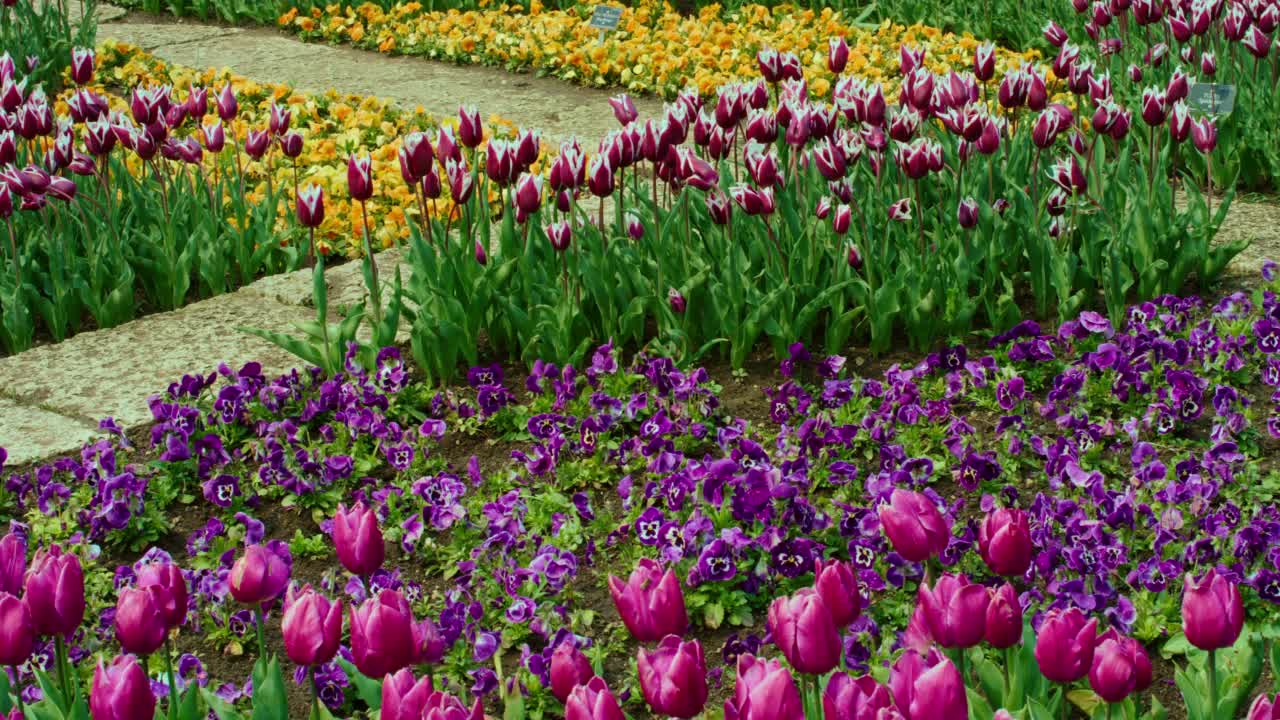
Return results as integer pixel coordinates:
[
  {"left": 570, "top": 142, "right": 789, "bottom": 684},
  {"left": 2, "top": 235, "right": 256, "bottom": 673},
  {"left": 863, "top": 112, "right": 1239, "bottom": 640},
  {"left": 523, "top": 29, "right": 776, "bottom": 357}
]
[
  {"left": 279, "top": 0, "right": 1042, "bottom": 99},
  {"left": 80, "top": 41, "right": 520, "bottom": 256}
]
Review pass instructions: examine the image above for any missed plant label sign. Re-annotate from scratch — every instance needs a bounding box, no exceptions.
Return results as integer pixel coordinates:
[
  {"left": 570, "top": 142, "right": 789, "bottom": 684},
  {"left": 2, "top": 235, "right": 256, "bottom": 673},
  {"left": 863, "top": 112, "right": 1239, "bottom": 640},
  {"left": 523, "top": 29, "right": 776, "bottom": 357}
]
[
  {"left": 1188, "top": 83, "right": 1236, "bottom": 116},
  {"left": 589, "top": 5, "right": 622, "bottom": 44}
]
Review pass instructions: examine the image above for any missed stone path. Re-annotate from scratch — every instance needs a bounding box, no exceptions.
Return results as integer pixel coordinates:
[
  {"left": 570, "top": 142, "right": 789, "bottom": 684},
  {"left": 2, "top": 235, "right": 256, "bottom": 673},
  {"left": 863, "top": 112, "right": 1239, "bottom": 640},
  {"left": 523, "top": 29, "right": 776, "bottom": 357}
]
[
  {"left": 96, "top": 10, "right": 665, "bottom": 147},
  {"left": 2, "top": 7, "right": 1280, "bottom": 466}
]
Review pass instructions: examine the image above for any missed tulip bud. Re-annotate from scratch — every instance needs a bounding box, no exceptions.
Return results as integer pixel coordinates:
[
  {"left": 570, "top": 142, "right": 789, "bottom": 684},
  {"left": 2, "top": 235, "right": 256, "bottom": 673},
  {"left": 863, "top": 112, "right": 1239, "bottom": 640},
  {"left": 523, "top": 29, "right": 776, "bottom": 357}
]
[
  {"left": 918, "top": 573, "right": 990, "bottom": 648},
  {"left": 983, "top": 583, "right": 1023, "bottom": 648},
  {"left": 1191, "top": 116, "right": 1217, "bottom": 154},
  {"left": 1181, "top": 568, "right": 1244, "bottom": 650},
  {"left": 1243, "top": 26, "right": 1272, "bottom": 59},
  {"left": 587, "top": 155, "right": 613, "bottom": 198},
  {"left": 25, "top": 545, "right": 85, "bottom": 638},
  {"left": 474, "top": 240, "right": 487, "bottom": 266},
  {"left": 846, "top": 244, "right": 862, "bottom": 270},
  {"left": 974, "top": 42, "right": 996, "bottom": 82},
  {"left": 828, "top": 37, "right": 850, "bottom": 74},
  {"left": 268, "top": 103, "right": 291, "bottom": 136},
  {"left": 1035, "top": 608, "right": 1097, "bottom": 682},
  {"left": 244, "top": 129, "right": 270, "bottom": 160},
  {"left": 115, "top": 585, "right": 169, "bottom": 655},
  {"left": 1200, "top": 51, "right": 1216, "bottom": 77},
  {"left": 90, "top": 655, "right": 156, "bottom": 720},
  {"left": 1168, "top": 101, "right": 1191, "bottom": 143},
  {"left": 767, "top": 588, "right": 840, "bottom": 675},
  {"left": 979, "top": 508, "right": 1033, "bottom": 576},
  {"left": 547, "top": 220, "right": 572, "bottom": 252},
  {"left": 637, "top": 636, "right": 707, "bottom": 719},
  {"left": 832, "top": 203, "right": 852, "bottom": 236},
  {"left": 347, "top": 154, "right": 374, "bottom": 202},
  {"left": 0, "top": 532, "right": 25, "bottom": 596},
  {"left": 228, "top": 543, "right": 291, "bottom": 605},
  {"left": 1248, "top": 694, "right": 1279, "bottom": 720},
  {"left": 608, "top": 558, "right": 688, "bottom": 642},
  {"left": 282, "top": 584, "right": 343, "bottom": 667},
  {"left": 706, "top": 189, "right": 732, "bottom": 225},
  {"left": 1088, "top": 629, "right": 1152, "bottom": 703},
  {"left": 0, "top": 592, "right": 34, "bottom": 666},
  {"left": 900, "top": 44, "right": 925, "bottom": 76},
  {"left": 668, "top": 288, "right": 687, "bottom": 314},
  {"left": 889, "top": 648, "right": 967, "bottom": 720},
  {"left": 216, "top": 84, "right": 238, "bottom": 121},
  {"left": 458, "top": 105, "right": 483, "bottom": 148},
  {"left": 202, "top": 120, "right": 225, "bottom": 153},
  {"left": 1043, "top": 21, "right": 1069, "bottom": 46},
  {"left": 136, "top": 561, "right": 188, "bottom": 631},
  {"left": 726, "top": 654, "right": 803, "bottom": 720},
  {"left": 609, "top": 94, "right": 638, "bottom": 126},
  {"left": 70, "top": 47, "right": 95, "bottom": 86},
  {"left": 381, "top": 670, "right": 435, "bottom": 720},
  {"left": 334, "top": 501, "right": 385, "bottom": 577},
  {"left": 0, "top": 184, "right": 10, "bottom": 221},
  {"left": 567, "top": 677, "right": 625, "bottom": 720},
  {"left": 550, "top": 640, "right": 594, "bottom": 703},
  {"left": 878, "top": 488, "right": 949, "bottom": 562},
  {"left": 812, "top": 558, "right": 861, "bottom": 627},
  {"left": 296, "top": 184, "right": 325, "bottom": 229},
  {"left": 350, "top": 589, "right": 417, "bottom": 678}
]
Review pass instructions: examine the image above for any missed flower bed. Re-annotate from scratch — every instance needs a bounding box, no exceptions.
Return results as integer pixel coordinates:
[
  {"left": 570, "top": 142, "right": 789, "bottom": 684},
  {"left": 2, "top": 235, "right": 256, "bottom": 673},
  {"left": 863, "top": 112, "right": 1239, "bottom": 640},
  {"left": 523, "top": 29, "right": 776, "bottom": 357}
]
[
  {"left": 278, "top": 1, "right": 1044, "bottom": 99},
  {"left": 1, "top": 270, "right": 1280, "bottom": 718}
]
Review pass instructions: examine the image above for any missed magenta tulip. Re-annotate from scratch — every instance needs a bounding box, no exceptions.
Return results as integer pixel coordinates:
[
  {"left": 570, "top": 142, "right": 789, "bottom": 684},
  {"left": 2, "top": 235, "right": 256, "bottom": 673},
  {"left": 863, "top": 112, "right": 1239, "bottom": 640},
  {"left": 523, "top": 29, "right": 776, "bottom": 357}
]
[
  {"left": 0, "top": 532, "right": 25, "bottom": 596},
  {"left": 244, "top": 130, "right": 270, "bottom": 159},
  {"left": 228, "top": 544, "right": 291, "bottom": 605},
  {"left": 767, "top": 588, "right": 841, "bottom": 675},
  {"left": 878, "top": 489, "right": 950, "bottom": 562},
  {"left": 1191, "top": 117, "right": 1217, "bottom": 154},
  {"left": 828, "top": 37, "right": 850, "bottom": 74},
  {"left": 957, "top": 197, "right": 979, "bottom": 229},
  {"left": 1088, "top": 629, "right": 1151, "bottom": 703},
  {"left": 1249, "top": 694, "right": 1279, "bottom": 720},
  {"left": 608, "top": 558, "right": 688, "bottom": 643},
  {"left": 333, "top": 501, "right": 385, "bottom": 577},
  {"left": 889, "top": 649, "right": 967, "bottom": 720},
  {"left": 347, "top": 154, "right": 374, "bottom": 202},
  {"left": 296, "top": 185, "right": 325, "bottom": 229},
  {"left": 984, "top": 583, "right": 1023, "bottom": 648},
  {"left": 70, "top": 47, "right": 94, "bottom": 86},
  {"left": 282, "top": 584, "right": 343, "bottom": 667},
  {"left": 90, "top": 655, "right": 155, "bottom": 720},
  {"left": 115, "top": 586, "right": 169, "bottom": 655},
  {"left": 0, "top": 592, "right": 33, "bottom": 666},
  {"left": 1035, "top": 607, "right": 1097, "bottom": 683},
  {"left": 350, "top": 589, "right": 417, "bottom": 678},
  {"left": 136, "top": 561, "right": 187, "bottom": 631},
  {"left": 1182, "top": 568, "right": 1244, "bottom": 651},
  {"left": 566, "top": 677, "right": 625, "bottom": 720},
  {"left": 458, "top": 105, "right": 483, "bottom": 148},
  {"left": 550, "top": 640, "right": 594, "bottom": 703},
  {"left": 724, "top": 654, "right": 803, "bottom": 720},
  {"left": 813, "top": 558, "right": 862, "bottom": 628},
  {"left": 978, "top": 508, "right": 1032, "bottom": 577},
  {"left": 823, "top": 672, "right": 895, "bottom": 720},
  {"left": 918, "top": 573, "right": 989, "bottom": 648},
  {"left": 25, "top": 545, "right": 85, "bottom": 638},
  {"left": 636, "top": 635, "right": 707, "bottom": 719},
  {"left": 380, "top": 669, "right": 434, "bottom": 720},
  {"left": 215, "top": 84, "right": 238, "bottom": 121},
  {"left": 608, "top": 94, "right": 638, "bottom": 126}
]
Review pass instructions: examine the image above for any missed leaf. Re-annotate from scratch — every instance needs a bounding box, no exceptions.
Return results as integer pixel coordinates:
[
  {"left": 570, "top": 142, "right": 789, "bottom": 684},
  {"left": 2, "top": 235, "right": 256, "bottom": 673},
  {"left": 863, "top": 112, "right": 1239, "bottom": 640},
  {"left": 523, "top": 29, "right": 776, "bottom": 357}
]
[
  {"left": 1066, "top": 689, "right": 1103, "bottom": 717},
  {"left": 335, "top": 660, "right": 382, "bottom": 710},
  {"left": 703, "top": 602, "right": 725, "bottom": 630},
  {"left": 502, "top": 690, "right": 525, "bottom": 720},
  {"left": 248, "top": 656, "right": 287, "bottom": 720},
  {"left": 201, "top": 689, "right": 246, "bottom": 720},
  {"left": 965, "top": 687, "right": 994, "bottom": 720}
]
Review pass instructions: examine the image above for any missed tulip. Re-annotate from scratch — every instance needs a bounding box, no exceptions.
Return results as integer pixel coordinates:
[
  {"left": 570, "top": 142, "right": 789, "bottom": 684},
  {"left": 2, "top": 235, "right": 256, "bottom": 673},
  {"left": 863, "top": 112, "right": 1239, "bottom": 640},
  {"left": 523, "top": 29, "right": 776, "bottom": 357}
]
[
  {"left": 1168, "top": 102, "right": 1191, "bottom": 143},
  {"left": 347, "top": 154, "right": 374, "bottom": 202},
  {"left": 90, "top": 655, "right": 155, "bottom": 720},
  {"left": 608, "top": 94, "right": 638, "bottom": 126},
  {"left": 25, "top": 545, "right": 84, "bottom": 638},
  {"left": 278, "top": 131, "right": 302, "bottom": 159},
  {"left": 1249, "top": 694, "right": 1279, "bottom": 720},
  {"left": 724, "top": 654, "right": 803, "bottom": 720},
  {"left": 889, "top": 649, "right": 967, "bottom": 720},
  {"left": 878, "top": 489, "right": 949, "bottom": 562},
  {"left": 1243, "top": 26, "right": 1272, "bottom": 59},
  {"left": 1035, "top": 607, "right": 1097, "bottom": 682},
  {"left": 244, "top": 130, "right": 269, "bottom": 160},
  {"left": 334, "top": 501, "right": 385, "bottom": 577},
  {"left": 421, "top": 689, "right": 484, "bottom": 720},
  {"left": 115, "top": 586, "right": 169, "bottom": 655},
  {"left": 978, "top": 508, "right": 1032, "bottom": 576},
  {"left": 887, "top": 197, "right": 913, "bottom": 222},
  {"left": 706, "top": 189, "right": 731, "bottom": 225},
  {"left": 668, "top": 288, "right": 686, "bottom": 314},
  {"left": 550, "top": 640, "right": 594, "bottom": 703},
  {"left": 823, "top": 673, "right": 895, "bottom": 720},
  {"left": 446, "top": 160, "right": 474, "bottom": 204},
  {"left": 0, "top": 184, "right": 10, "bottom": 221},
  {"left": 381, "top": 669, "right": 435, "bottom": 720},
  {"left": 984, "top": 583, "right": 1023, "bottom": 648},
  {"left": 767, "top": 588, "right": 840, "bottom": 675},
  {"left": 626, "top": 212, "right": 644, "bottom": 240},
  {"left": 547, "top": 220, "right": 572, "bottom": 252},
  {"left": 70, "top": 47, "right": 94, "bottom": 85},
  {"left": 1191, "top": 117, "right": 1217, "bottom": 154},
  {"left": 201, "top": 121, "right": 225, "bottom": 153},
  {"left": 1043, "top": 21, "right": 1068, "bottom": 46},
  {"left": 136, "top": 561, "right": 187, "bottom": 631},
  {"left": 474, "top": 241, "right": 487, "bottom": 266},
  {"left": 832, "top": 203, "right": 852, "bottom": 236},
  {"left": 0, "top": 533, "right": 24, "bottom": 596},
  {"left": 350, "top": 589, "right": 417, "bottom": 678},
  {"left": 974, "top": 42, "right": 995, "bottom": 81},
  {"left": 957, "top": 197, "right": 979, "bottom": 229},
  {"left": 566, "top": 677, "right": 625, "bottom": 720},
  {"left": 587, "top": 156, "right": 613, "bottom": 198},
  {"left": 918, "top": 573, "right": 989, "bottom": 649},
  {"left": 729, "top": 185, "right": 775, "bottom": 216},
  {"left": 228, "top": 543, "right": 291, "bottom": 606},
  {"left": 1088, "top": 629, "right": 1151, "bottom": 703},
  {"left": 296, "top": 185, "right": 325, "bottom": 229},
  {"left": 899, "top": 44, "right": 924, "bottom": 76},
  {"left": 1182, "top": 568, "right": 1243, "bottom": 650},
  {"left": 1031, "top": 109, "right": 1062, "bottom": 148},
  {"left": 268, "top": 103, "right": 290, "bottom": 135},
  {"left": 215, "top": 84, "right": 238, "bottom": 121},
  {"left": 846, "top": 244, "right": 863, "bottom": 270},
  {"left": 281, "top": 584, "right": 342, "bottom": 667},
  {"left": 0, "top": 592, "right": 33, "bottom": 666},
  {"left": 608, "top": 558, "right": 687, "bottom": 643},
  {"left": 458, "top": 105, "right": 483, "bottom": 148},
  {"left": 485, "top": 139, "right": 516, "bottom": 185},
  {"left": 637, "top": 636, "right": 707, "bottom": 719},
  {"left": 400, "top": 131, "right": 434, "bottom": 182},
  {"left": 828, "top": 37, "right": 849, "bottom": 74},
  {"left": 812, "top": 558, "right": 861, "bottom": 628}
]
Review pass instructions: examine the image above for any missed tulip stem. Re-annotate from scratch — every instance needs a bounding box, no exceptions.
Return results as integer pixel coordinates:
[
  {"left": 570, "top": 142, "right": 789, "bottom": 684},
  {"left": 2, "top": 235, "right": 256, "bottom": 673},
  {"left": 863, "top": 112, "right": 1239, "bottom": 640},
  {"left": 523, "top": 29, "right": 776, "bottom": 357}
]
[
  {"left": 254, "top": 606, "right": 267, "bottom": 662},
  {"left": 1206, "top": 649, "right": 1218, "bottom": 720},
  {"left": 309, "top": 666, "right": 320, "bottom": 720},
  {"left": 164, "top": 639, "right": 179, "bottom": 720},
  {"left": 11, "top": 665, "right": 24, "bottom": 716},
  {"left": 54, "top": 635, "right": 74, "bottom": 706}
]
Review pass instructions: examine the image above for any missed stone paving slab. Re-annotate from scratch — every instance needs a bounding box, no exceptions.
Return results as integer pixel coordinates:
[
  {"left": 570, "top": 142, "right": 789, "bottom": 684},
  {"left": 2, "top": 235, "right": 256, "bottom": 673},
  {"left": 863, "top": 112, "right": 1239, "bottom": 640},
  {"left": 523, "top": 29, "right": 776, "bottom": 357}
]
[
  {"left": 0, "top": 398, "right": 104, "bottom": 467},
  {"left": 98, "top": 15, "right": 664, "bottom": 146},
  {"left": 0, "top": 290, "right": 317, "bottom": 435}
]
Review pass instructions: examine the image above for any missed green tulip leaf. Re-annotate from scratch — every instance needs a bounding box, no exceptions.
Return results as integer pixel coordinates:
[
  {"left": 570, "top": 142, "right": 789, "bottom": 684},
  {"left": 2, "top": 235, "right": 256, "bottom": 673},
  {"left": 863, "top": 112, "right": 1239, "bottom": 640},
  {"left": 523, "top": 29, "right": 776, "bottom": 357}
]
[
  {"left": 200, "top": 688, "right": 246, "bottom": 720},
  {"left": 248, "top": 657, "right": 287, "bottom": 720},
  {"left": 966, "top": 687, "right": 994, "bottom": 720},
  {"left": 336, "top": 659, "right": 382, "bottom": 710}
]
